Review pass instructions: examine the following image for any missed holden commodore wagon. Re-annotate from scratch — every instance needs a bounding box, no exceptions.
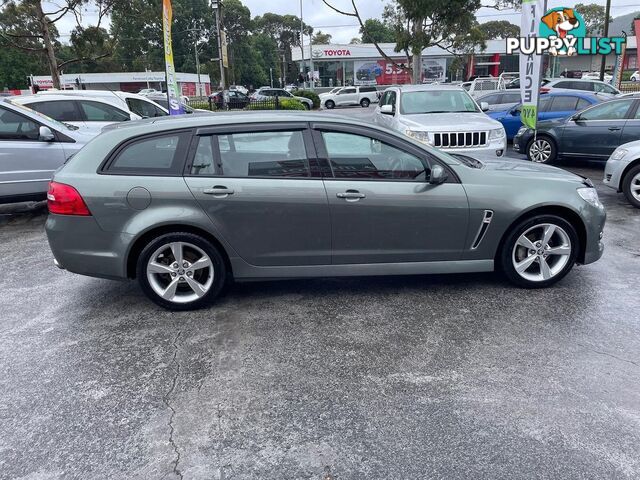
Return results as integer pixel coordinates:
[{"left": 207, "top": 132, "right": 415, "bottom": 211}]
[{"left": 45, "top": 112, "right": 606, "bottom": 310}]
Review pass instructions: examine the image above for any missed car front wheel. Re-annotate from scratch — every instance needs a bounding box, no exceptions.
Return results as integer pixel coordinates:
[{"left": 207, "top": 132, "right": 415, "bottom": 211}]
[
  {"left": 501, "top": 215, "right": 579, "bottom": 288},
  {"left": 325, "top": 100, "right": 335, "bottom": 109},
  {"left": 527, "top": 136, "right": 557, "bottom": 164},
  {"left": 360, "top": 98, "right": 370, "bottom": 108},
  {"left": 136, "top": 232, "right": 226, "bottom": 310},
  {"left": 622, "top": 164, "right": 640, "bottom": 208}
]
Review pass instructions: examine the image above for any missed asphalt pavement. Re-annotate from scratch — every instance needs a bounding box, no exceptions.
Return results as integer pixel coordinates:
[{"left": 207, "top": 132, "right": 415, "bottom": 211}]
[{"left": 0, "top": 108, "right": 639, "bottom": 479}]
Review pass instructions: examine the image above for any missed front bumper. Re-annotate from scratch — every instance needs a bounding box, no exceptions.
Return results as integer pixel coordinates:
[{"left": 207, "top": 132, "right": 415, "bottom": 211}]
[
  {"left": 513, "top": 131, "right": 533, "bottom": 154},
  {"left": 46, "top": 214, "right": 132, "bottom": 280},
  {"left": 602, "top": 158, "right": 624, "bottom": 192},
  {"left": 581, "top": 201, "right": 607, "bottom": 265},
  {"left": 438, "top": 138, "right": 507, "bottom": 158}
]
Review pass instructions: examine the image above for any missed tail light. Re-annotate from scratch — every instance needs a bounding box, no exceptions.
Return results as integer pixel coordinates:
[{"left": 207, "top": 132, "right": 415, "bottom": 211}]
[
  {"left": 47, "top": 181, "right": 91, "bottom": 216},
  {"left": 540, "top": 87, "right": 550, "bottom": 93}
]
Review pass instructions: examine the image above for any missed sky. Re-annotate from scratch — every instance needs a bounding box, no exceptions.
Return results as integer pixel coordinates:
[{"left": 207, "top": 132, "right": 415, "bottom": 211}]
[{"left": 48, "top": 0, "right": 640, "bottom": 45}]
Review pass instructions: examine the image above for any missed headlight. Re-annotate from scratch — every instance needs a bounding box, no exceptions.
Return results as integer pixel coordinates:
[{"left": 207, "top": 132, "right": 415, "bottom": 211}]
[
  {"left": 577, "top": 187, "right": 602, "bottom": 207},
  {"left": 405, "top": 130, "right": 432, "bottom": 146},
  {"left": 490, "top": 127, "right": 506, "bottom": 139},
  {"left": 610, "top": 148, "right": 628, "bottom": 160},
  {"left": 516, "top": 126, "right": 528, "bottom": 136}
]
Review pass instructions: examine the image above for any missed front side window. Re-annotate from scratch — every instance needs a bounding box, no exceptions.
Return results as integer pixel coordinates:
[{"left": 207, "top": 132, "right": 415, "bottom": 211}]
[
  {"left": 79, "top": 101, "right": 131, "bottom": 122},
  {"left": 107, "top": 132, "right": 189, "bottom": 174},
  {"left": 126, "top": 98, "right": 166, "bottom": 118},
  {"left": 400, "top": 90, "right": 479, "bottom": 114},
  {"left": 579, "top": 100, "right": 632, "bottom": 121},
  {"left": 321, "top": 131, "right": 428, "bottom": 181},
  {"left": 214, "top": 130, "right": 309, "bottom": 177},
  {"left": 340, "top": 88, "right": 356, "bottom": 95},
  {"left": 28, "top": 100, "right": 79, "bottom": 122},
  {"left": 0, "top": 106, "right": 40, "bottom": 140}
]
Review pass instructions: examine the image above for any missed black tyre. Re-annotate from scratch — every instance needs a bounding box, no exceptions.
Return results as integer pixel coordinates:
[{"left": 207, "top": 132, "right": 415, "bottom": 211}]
[
  {"left": 622, "top": 164, "right": 640, "bottom": 208},
  {"left": 527, "top": 136, "right": 558, "bottom": 164},
  {"left": 500, "top": 214, "right": 579, "bottom": 288},
  {"left": 360, "top": 98, "right": 370, "bottom": 108},
  {"left": 325, "top": 100, "right": 335, "bottom": 109},
  {"left": 303, "top": 102, "right": 311, "bottom": 110},
  {"left": 136, "top": 232, "right": 226, "bottom": 310}
]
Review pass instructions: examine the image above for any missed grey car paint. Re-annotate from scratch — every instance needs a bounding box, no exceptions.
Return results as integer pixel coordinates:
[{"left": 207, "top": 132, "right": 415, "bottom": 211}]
[
  {"left": 604, "top": 140, "right": 640, "bottom": 207},
  {"left": 46, "top": 112, "right": 605, "bottom": 287},
  {"left": 0, "top": 99, "right": 96, "bottom": 203}
]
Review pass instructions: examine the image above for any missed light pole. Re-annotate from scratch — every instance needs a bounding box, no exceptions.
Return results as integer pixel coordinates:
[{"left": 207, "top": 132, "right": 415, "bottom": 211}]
[
  {"left": 299, "top": 0, "right": 305, "bottom": 88},
  {"left": 599, "top": 0, "right": 612, "bottom": 82},
  {"left": 213, "top": 0, "right": 226, "bottom": 89}
]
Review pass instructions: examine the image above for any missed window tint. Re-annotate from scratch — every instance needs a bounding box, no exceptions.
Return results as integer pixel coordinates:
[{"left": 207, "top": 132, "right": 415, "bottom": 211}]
[
  {"left": 502, "top": 92, "right": 521, "bottom": 103},
  {"left": 340, "top": 88, "right": 356, "bottom": 94},
  {"left": 321, "top": 131, "right": 428, "bottom": 181},
  {"left": 79, "top": 101, "right": 130, "bottom": 122},
  {"left": 108, "top": 133, "right": 189, "bottom": 173},
  {"left": 580, "top": 100, "right": 631, "bottom": 120},
  {"left": 360, "top": 86, "right": 377, "bottom": 93},
  {"left": 594, "top": 83, "right": 617, "bottom": 94},
  {"left": 0, "top": 106, "right": 40, "bottom": 140},
  {"left": 554, "top": 81, "right": 572, "bottom": 89},
  {"left": 538, "top": 96, "right": 552, "bottom": 112},
  {"left": 480, "top": 93, "right": 501, "bottom": 104},
  {"left": 216, "top": 131, "right": 309, "bottom": 177},
  {"left": 576, "top": 98, "right": 592, "bottom": 110},
  {"left": 28, "top": 100, "right": 78, "bottom": 121},
  {"left": 380, "top": 91, "right": 396, "bottom": 108},
  {"left": 548, "top": 96, "right": 578, "bottom": 111},
  {"left": 190, "top": 136, "right": 215, "bottom": 175},
  {"left": 573, "top": 81, "right": 594, "bottom": 91},
  {"left": 126, "top": 98, "right": 166, "bottom": 118}
]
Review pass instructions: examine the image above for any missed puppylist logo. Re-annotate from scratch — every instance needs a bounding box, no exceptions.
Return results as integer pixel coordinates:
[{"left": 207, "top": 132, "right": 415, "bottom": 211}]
[{"left": 507, "top": 6, "right": 625, "bottom": 56}]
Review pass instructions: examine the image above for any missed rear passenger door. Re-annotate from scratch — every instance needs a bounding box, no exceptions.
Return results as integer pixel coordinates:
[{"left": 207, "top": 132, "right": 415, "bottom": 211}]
[
  {"left": 312, "top": 124, "right": 469, "bottom": 264},
  {"left": 336, "top": 87, "right": 357, "bottom": 106},
  {"left": 184, "top": 124, "right": 332, "bottom": 266}
]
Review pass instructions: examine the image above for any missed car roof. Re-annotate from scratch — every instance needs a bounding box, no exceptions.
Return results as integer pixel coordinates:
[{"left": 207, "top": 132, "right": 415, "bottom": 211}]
[
  {"left": 392, "top": 84, "right": 465, "bottom": 92},
  {"left": 548, "top": 78, "right": 611, "bottom": 85},
  {"left": 10, "top": 94, "right": 125, "bottom": 106}
]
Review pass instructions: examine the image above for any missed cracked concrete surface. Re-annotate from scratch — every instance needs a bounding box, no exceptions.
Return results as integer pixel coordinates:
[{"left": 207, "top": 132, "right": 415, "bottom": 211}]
[{"left": 0, "top": 158, "right": 639, "bottom": 479}]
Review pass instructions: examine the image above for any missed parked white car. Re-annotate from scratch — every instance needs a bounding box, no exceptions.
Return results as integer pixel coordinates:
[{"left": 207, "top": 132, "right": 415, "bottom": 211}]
[
  {"left": 542, "top": 78, "right": 620, "bottom": 97},
  {"left": 10, "top": 94, "right": 140, "bottom": 132},
  {"left": 604, "top": 140, "right": 640, "bottom": 208},
  {"left": 319, "top": 85, "right": 379, "bottom": 109},
  {"left": 630, "top": 71, "right": 640, "bottom": 82},
  {"left": 374, "top": 85, "right": 506, "bottom": 158},
  {"left": 34, "top": 89, "right": 169, "bottom": 118},
  {"left": 582, "top": 72, "right": 613, "bottom": 83},
  {"left": 229, "top": 85, "right": 248, "bottom": 95}
]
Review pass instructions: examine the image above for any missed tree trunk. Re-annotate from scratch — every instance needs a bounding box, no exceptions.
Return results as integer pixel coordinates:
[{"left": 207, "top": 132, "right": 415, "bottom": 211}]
[
  {"left": 411, "top": 19, "right": 423, "bottom": 85},
  {"left": 32, "top": 0, "right": 61, "bottom": 89}
]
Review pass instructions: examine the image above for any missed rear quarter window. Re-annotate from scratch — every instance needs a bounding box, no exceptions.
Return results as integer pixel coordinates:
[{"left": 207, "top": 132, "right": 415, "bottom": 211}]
[{"left": 103, "top": 131, "right": 191, "bottom": 175}]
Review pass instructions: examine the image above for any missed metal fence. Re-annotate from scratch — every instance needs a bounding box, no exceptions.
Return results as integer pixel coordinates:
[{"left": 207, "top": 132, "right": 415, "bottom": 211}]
[
  {"left": 619, "top": 82, "right": 640, "bottom": 94},
  {"left": 187, "top": 96, "right": 307, "bottom": 112}
]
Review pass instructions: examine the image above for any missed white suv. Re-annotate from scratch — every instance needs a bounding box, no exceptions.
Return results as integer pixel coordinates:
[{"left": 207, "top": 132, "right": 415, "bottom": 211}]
[
  {"left": 319, "top": 85, "right": 379, "bottom": 109},
  {"left": 374, "top": 85, "right": 506, "bottom": 158}
]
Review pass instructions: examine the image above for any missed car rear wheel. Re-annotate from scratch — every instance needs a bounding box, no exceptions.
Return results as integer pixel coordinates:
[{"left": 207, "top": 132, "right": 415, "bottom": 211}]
[
  {"left": 527, "top": 136, "right": 557, "bottom": 164},
  {"left": 325, "top": 100, "right": 335, "bottom": 109},
  {"left": 622, "top": 164, "right": 640, "bottom": 208},
  {"left": 501, "top": 215, "right": 578, "bottom": 288},
  {"left": 303, "top": 102, "right": 311, "bottom": 110},
  {"left": 137, "top": 232, "right": 226, "bottom": 310},
  {"left": 360, "top": 98, "right": 370, "bottom": 108}
]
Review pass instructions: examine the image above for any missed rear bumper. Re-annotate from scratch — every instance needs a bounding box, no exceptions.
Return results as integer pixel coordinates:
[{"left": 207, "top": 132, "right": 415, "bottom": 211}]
[{"left": 46, "top": 214, "right": 131, "bottom": 280}]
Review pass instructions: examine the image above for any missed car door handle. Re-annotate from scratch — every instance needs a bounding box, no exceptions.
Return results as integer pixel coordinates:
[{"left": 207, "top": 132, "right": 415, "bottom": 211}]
[
  {"left": 203, "top": 186, "right": 234, "bottom": 196},
  {"left": 336, "top": 190, "right": 365, "bottom": 200},
  {"left": 608, "top": 127, "right": 621, "bottom": 131}
]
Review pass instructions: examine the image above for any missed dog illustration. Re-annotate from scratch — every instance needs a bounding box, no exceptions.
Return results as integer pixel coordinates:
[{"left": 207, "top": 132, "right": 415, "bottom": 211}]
[{"left": 541, "top": 8, "right": 579, "bottom": 56}]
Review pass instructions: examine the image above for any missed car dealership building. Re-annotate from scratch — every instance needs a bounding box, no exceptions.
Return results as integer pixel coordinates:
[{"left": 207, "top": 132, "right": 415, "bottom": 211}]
[{"left": 292, "top": 37, "right": 638, "bottom": 89}]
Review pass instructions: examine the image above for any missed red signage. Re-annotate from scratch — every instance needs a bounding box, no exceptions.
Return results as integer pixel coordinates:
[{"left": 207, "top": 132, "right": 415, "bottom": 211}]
[{"left": 323, "top": 49, "right": 351, "bottom": 57}]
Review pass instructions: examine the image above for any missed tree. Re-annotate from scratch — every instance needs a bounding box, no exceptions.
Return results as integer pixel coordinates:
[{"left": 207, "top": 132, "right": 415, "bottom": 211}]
[
  {"left": 311, "top": 30, "right": 332, "bottom": 44},
  {"left": 360, "top": 19, "right": 395, "bottom": 43},
  {"left": 349, "top": 37, "right": 361, "bottom": 44},
  {"left": 575, "top": 3, "right": 610, "bottom": 36},
  {"left": 324, "top": 0, "right": 485, "bottom": 84},
  {"left": 480, "top": 20, "right": 519, "bottom": 39}
]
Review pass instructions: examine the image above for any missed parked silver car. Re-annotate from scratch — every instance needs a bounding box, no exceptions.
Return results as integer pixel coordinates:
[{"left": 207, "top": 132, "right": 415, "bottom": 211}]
[
  {"left": 604, "top": 140, "right": 640, "bottom": 208},
  {"left": 374, "top": 85, "right": 507, "bottom": 157},
  {"left": 45, "top": 113, "right": 605, "bottom": 310},
  {"left": 0, "top": 99, "right": 96, "bottom": 204}
]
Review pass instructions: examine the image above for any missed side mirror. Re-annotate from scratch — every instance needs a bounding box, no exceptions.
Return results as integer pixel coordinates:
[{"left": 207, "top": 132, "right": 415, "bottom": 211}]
[
  {"left": 380, "top": 104, "right": 394, "bottom": 115},
  {"left": 570, "top": 113, "right": 581, "bottom": 122},
  {"left": 480, "top": 101, "right": 490, "bottom": 112},
  {"left": 429, "top": 164, "right": 448, "bottom": 185},
  {"left": 510, "top": 107, "right": 521, "bottom": 116},
  {"left": 38, "top": 126, "right": 55, "bottom": 142}
]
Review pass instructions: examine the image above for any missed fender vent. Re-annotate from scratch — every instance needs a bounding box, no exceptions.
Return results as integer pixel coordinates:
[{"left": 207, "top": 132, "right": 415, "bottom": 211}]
[{"left": 471, "top": 210, "right": 494, "bottom": 250}]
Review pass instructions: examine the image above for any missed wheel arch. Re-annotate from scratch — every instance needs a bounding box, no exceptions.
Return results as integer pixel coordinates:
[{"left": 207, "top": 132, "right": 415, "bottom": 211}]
[
  {"left": 494, "top": 205, "right": 587, "bottom": 266},
  {"left": 126, "top": 224, "right": 233, "bottom": 279},
  {"left": 526, "top": 133, "right": 559, "bottom": 157},
  {"left": 619, "top": 158, "right": 640, "bottom": 191}
]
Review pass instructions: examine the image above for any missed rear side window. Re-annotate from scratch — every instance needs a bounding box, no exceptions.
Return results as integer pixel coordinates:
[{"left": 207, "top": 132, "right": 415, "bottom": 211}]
[
  {"left": 126, "top": 98, "right": 166, "bottom": 118},
  {"left": 580, "top": 100, "right": 632, "bottom": 120},
  {"left": 360, "top": 86, "right": 377, "bottom": 93},
  {"left": 548, "top": 96, "right": 578, "bottom": 111},
  {"left": 79, "top": 101, "right": 131, "bottom": 122},
  {"left": 28, "top": 100, "right": 79, "bottom": 122},
  {"left": 106, "top": 132, "right": 190, "bottom": 174},
  {"left": 576, "top": 98, "right": 592, "bottom": 110},
  {"left": 502, "top": 92, "right": 521, "bottom": 103},
  {"left": 211, "top": 130, "right": 309, "bottom": 178}
]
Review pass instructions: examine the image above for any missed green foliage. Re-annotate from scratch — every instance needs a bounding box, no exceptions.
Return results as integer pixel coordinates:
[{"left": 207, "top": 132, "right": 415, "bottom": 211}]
[
  {"left": 479, "top": 20, "right": 519, "bottom": 40},
  {"left": 292, "top": 89, "right": 320, "bottom": 109},
  {"left": 311, "top": 31, "right": 332, "bottom": 44},
  {"left": 360, "top": 19, "right": 396, "bottom": 43},
  {"left": 575, "top": 3, "right": 610, "bottom": 35},
  {"left": 246, "top": 98, "right": 306, "bottom": 110}
]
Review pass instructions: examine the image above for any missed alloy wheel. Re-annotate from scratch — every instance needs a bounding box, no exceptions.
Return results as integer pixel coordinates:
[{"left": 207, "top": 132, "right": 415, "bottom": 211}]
[
  {"left": 529, "top": 139, "right": 552, "bottom": 163},
  {"left": 629, "top": 172, "right": 640, "bottom": 202},
  {"left": 146, "top": 241, "right": 214, "bottom": 304},
  {"left": 512, "top": 223, "right": 572, "bottom": 282}
]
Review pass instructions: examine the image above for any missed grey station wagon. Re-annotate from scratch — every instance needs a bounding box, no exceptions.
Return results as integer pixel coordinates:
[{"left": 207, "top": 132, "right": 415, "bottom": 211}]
[{"left": 45, "top": 113, "right": 606, "bottom": 310}]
